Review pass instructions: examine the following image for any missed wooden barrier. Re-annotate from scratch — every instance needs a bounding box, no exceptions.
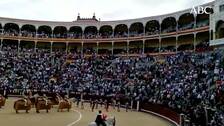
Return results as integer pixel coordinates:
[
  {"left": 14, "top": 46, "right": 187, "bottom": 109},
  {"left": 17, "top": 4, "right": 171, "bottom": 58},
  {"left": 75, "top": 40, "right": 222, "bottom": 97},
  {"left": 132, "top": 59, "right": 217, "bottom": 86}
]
[{"left": 140, "top": 102, "right": 180, "bottom": 126}]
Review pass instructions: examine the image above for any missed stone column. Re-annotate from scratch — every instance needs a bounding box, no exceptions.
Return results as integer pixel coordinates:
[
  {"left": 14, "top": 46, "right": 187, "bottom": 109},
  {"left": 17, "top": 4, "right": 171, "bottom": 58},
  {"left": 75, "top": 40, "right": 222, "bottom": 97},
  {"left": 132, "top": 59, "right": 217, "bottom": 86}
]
[
  {"left": 96, "top": 42, "right": 99, "bottom": 54},
  {"left": 50, "top": 41, "right": 53, "bottom": 54},
  {"left": 194, "top": 33, "right": 196, "bottom": 52},
  {"left": 127, "top": 40, "right": 130, "bottom": 55},
  {"left": 176, "top": 36, "right": 178, "bottom": 53},
  {"left": 18, "top": 39, "right": 21, "bottom": 54},
  {"left": 34, "top": 41, "right": 37, "bottom": 53},
  {"left": 66, "top": 42, "right": 69, "bottom": 54},
  {"left": 142, "top": 39, "right": 145, "bottom": 55},
  {"left": 112, "top": 41, "right": 114, "bottom": 55}
]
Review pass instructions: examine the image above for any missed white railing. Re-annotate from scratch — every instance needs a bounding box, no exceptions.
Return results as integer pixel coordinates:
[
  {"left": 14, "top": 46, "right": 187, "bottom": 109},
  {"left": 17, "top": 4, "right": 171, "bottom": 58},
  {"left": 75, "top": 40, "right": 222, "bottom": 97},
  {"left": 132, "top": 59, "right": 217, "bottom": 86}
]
[{"left": 210, "top": 38, "right": 224, "bottom": 46}]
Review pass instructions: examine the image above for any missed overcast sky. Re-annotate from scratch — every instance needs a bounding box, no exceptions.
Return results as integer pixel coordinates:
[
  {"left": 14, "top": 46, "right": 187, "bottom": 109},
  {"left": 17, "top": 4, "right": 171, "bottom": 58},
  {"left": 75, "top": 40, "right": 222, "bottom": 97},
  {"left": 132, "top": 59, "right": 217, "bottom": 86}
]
[{"left": 0, "top": 0, "right": 214, "bottom": 21}]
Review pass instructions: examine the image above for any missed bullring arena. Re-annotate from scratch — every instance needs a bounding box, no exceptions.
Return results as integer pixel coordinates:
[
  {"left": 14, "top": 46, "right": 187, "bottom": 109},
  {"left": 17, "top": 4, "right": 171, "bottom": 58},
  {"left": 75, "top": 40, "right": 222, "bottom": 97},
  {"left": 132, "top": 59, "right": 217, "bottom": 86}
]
[
  {"left": 0, "top": 97, "right": 174, "bottom": 126},
  {"left": 0, "top": 0, "right": 224, "bottom": 126}
]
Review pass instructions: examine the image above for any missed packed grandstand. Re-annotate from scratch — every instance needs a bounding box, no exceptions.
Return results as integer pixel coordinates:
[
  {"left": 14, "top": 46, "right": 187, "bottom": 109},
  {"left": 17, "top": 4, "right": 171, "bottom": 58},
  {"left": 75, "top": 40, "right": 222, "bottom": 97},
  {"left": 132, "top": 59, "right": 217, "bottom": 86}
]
[{"left": 0, "top": 0, "right": 224, "bottom": 126}]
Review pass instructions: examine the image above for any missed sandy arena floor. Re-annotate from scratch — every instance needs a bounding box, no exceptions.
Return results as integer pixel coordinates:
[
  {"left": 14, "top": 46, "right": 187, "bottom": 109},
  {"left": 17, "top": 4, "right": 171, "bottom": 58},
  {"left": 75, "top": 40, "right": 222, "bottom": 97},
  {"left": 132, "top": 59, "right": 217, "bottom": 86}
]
[{"left": 0, "top": 98, "right": 174, "bottom": 126}]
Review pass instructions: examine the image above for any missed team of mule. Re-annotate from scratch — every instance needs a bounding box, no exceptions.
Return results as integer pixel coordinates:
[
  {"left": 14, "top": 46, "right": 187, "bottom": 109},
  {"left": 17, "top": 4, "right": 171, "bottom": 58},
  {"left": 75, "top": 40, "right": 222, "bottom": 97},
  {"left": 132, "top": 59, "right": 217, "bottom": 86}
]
[{"left": 12, "top": 93, "right": 71, "bottom": 113}]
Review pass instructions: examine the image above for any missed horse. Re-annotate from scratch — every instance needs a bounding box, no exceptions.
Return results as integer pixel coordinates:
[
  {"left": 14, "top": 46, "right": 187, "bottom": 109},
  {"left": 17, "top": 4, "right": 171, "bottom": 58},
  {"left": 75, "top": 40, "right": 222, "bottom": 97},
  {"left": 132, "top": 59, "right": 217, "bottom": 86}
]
[
  {"left": 14, "top": 98, "right": 32, "bottom": 113},
  {"left": 0, "top": 95, "right": 6, "bottom": 108},
  {"left": 35, "top": 97, "right": 52, "bottom": 113},
  {"left": 57, "top": 99, "right": 72, "bottom": 112},
  {"left": 88, "top": 116, "right": 116, "bottom": 126}
]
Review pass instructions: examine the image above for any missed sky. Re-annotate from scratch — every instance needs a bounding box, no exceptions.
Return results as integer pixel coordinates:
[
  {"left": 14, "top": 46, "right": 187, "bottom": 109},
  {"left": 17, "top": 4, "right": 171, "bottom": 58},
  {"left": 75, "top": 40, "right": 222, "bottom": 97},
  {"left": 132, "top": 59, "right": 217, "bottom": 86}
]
[{"left": 0, "top": 0, "right": 214, "bottom": 21}]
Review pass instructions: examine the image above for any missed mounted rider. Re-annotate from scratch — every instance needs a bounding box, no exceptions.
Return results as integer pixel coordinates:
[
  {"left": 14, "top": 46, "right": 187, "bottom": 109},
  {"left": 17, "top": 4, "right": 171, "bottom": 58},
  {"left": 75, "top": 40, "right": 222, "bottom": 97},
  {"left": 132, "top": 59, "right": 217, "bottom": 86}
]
[
  {"left": 64, "top": 95, "right": 71, "bottom": 105},
  {"left": 42, "top": 94, "right": 49, "bottom": 105},
  {"left": 22, "top": 94, "right": 29, "bottom": 106},
  {"left": 56, "top": 93, "right": 64, "bottom": 103}
]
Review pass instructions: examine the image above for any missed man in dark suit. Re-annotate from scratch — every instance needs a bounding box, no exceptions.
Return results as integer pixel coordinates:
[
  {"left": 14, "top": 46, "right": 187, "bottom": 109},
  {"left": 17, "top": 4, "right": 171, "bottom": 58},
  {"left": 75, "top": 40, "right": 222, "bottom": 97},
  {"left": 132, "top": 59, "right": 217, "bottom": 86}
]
[
  {"left": 95, "top": 110, "right": 106, "bottom": 126},
  {"left": 3, "top": 86, "right": 9, "bottom": 99}
]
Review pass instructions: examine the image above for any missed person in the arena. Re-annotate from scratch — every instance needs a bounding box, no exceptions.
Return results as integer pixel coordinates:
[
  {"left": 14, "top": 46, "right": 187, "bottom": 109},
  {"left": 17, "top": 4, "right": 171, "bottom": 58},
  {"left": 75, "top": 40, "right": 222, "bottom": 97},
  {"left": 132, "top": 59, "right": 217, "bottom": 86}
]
[
  {"left": 80, "top": 93, "right": 84, "bottom": 109},
  {"left": 95, "top": 99, "right": 99, "bottom": 109},
  {"left": 90, "top": 98, "right": 93, "bottom": 108},
  {"left": 56, "top": 93, "right": 64, "bottom": 104},
  {"left": 104, "top": 99, "right": 110, "bottom": 112},
  {"left": 64, "top": 95, "right": 69, "bottom": 102},
  {"left": 125, "top": 101, "right": 129, "bottom": 112},
  {"left": 117, "top": 101, "right": 121, "bottom": 112},
  {"left": 102, "top": 113, "right": 108, "bottom": 121},
  {"left": 43, "top": 94, "right": 49, "bottom": 105},
  {"left": 95, "top": 110, "right": 106, "bottom": 126},
  {"left": 111, "top": 98, "right": 116, "bottom": 109},
  {"left": 75, "top": 93, "right": 81, "bottom": 107},
  {"left": 81, "top": 98, "right": 84, "bottom": 109},
  {"left": 3, "top": 86, "right": 9, "bottom": 99},
  {"left": 22, "top": 95, "right": 29, "bottom": 106},
  {"left": 91, "top": 99, "right": 96, "bottom": 112},
  {"left": 99, "top": 99, "right": 103, "bottom": 108}
]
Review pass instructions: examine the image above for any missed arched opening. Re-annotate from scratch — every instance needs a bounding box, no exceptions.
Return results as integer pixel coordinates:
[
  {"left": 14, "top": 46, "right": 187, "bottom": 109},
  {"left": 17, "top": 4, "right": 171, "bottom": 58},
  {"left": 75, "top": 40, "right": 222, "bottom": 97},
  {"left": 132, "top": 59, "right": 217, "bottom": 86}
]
[
  {"left": 20, "top": 41, "right": 35, "bottom": 52},
  {"left": 84, "top": 26, "right": 98, "bottom": 39},
  {"left": 145, "top": 39, "right": 159, "bottom": 53},
  {"left": 114, "top": 24, "right": 128, "bottom": 38},
  {"left": 36, "top": 42, "right": 51, "bottom": 53},
  {"left": 216, "top": 20, "right": 224, "bottom": 39},
  {"left": 178, "top": 34, "right": 194, "bottom": 51},
  {"left": 2, "top": 39, "right": 18, "bottom": 52},
  {"left": 68, "top": 26, "right": 82, "bottom": 39},
  {"left": 161, "top": 37, "right": 176, "bottom": 52},
  {"left": 129, "top": 41, "right": 143, "bottom": 54},
  {"left": 178, "top": 13, "right": 194, "bottom": 30},
  {"left": 21, "top": 24, "right": 36, "bottom": 37},
  {"left": 114, "top": 41, "right": 127, "bottom": 54},
  {"left": 83, "top": 43, "right": 97, "bottom": 54},
  {"left": 53, "top": 26, "right": 67, "bottom": 38},
  {"left": 98, "top": 42, "right": 112, "bottom": 55},
  {"left": 196, "top": 31, "right": 211, "bottom": 52},
  {"left": 4, "top": 23, "right": 20, "bottom": 36},
  {"left": 161, "top": 17, "right": 177, "bottom": 33},
  {"left": 129, "top": 22, "right": 144, "bottom": 37},
  {"left": 37, "top": 25, "right": 52, "bottom": 38},
  {"left": 52, "top": 42, "right": 66, "bottom": 52},
  {"left": 145, "top": 20, "right": 160, "bottom": 35},
  {"left": 99, "top": 25, "right": 113, "bottom": 38},
  {"left": 68, "top": 43, "right": 82, "bottom": 54},
  {"left": 196, "top": 13, "right": 209, "bottom": 28}
]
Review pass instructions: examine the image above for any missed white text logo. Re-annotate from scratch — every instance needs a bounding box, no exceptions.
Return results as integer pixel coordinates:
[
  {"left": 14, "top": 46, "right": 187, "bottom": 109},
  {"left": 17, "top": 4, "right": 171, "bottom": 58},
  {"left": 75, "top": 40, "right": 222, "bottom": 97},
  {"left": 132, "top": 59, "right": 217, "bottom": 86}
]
[{"left": 190, "top": 6, "right": 213, "bottom": 15}]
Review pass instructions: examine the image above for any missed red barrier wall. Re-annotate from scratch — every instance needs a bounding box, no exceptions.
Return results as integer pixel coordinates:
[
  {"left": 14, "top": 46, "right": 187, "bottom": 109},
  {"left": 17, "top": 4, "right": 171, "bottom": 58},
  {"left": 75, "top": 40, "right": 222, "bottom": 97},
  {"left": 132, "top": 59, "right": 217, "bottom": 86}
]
[{"left": 141, "top": 102, "right": 180, "bottom": 125}]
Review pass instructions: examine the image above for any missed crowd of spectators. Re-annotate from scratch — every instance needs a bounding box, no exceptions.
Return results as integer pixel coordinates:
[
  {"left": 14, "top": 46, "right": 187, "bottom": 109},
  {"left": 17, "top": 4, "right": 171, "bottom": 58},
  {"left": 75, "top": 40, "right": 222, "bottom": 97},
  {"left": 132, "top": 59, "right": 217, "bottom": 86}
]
[
  {"left": 3, "top": 30, "right": 19, "bottom": 37},
  {"left": 178, "top": 22, "right": 194, "bottom": 31},
  {"left": 21, "top": 31, "right": 36, "bottom": 37},
  {"left": 67, "top": 33, "right": 82, "bottom": 39},
  {"left": 0, "top": 43, "right": 224, "bottom": 125},
  {"left": 145, "top": 30, "right": 160, "bottom": 36}
]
